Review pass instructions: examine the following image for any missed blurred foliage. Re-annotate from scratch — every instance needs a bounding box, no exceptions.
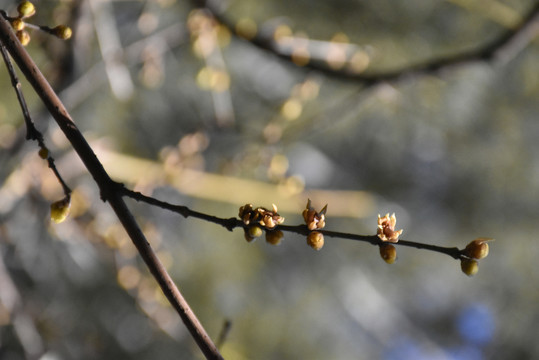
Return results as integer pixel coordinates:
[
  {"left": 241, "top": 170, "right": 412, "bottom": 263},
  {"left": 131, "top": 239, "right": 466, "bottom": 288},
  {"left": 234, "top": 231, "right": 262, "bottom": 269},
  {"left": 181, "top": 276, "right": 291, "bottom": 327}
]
[{"left": 1, "top": 0, "right": 539, "bottom": 359}]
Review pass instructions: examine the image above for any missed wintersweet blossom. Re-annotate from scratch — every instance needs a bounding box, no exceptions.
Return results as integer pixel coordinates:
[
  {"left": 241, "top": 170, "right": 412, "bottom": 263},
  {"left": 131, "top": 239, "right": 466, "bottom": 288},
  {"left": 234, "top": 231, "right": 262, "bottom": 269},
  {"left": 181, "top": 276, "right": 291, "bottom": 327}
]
[
  {"left": 238, "top": 203, "right": 284, "bottom": 229},
  {"left": 302, "top": 199, "right": 327, "bottom": 231},
  {"left": 376, "top": 213, "right": 403, "bottom": 243}
]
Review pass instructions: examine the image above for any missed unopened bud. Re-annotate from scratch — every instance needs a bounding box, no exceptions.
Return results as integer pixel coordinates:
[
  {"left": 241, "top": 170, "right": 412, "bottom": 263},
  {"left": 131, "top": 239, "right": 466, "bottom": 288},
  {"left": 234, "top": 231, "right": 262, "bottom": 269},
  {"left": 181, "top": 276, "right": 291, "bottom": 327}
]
[
  {"left": 52, "top": 25, "right": 72, "bottom": 40},
  {"left": 460, "top": 258, "right": 479, "bottom": 277},
  {"left": 463, "top": 237, "right": 493, "bottom": 260},
  {"left": 38, "top": 147, "right": 49, "bottom": 159},
  {"left": 16, "top": 30, "right": 30, "bottom": 46},
  {"left": 17, "top": 1, "right": 36, "bottom": 18},
  {"left": 379, "top": 243, "right": 397, "bottom": 264},
  {"left": 50, "top": 196, "right": 71, "bottom": 223},
  {"left": 307, "top": 231, "right": 324, "bottom": 251},
  {"left": 248, "top": 225, "right": 263, "bottom": 238},
  {"left": 265, "top": 230, "right": 283, "bottom": 246},
  {"left": 243, "top": 228, "right": 255, "bottom": 243},
  {"left": 11, "top": 18, "right": 25, "bottom": 31}
]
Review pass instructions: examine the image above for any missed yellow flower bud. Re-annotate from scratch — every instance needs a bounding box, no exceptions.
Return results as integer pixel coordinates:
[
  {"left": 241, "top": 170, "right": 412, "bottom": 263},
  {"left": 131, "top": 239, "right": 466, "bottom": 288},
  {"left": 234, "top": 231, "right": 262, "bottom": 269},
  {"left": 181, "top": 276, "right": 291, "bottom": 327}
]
[
  {"left": 17, "top": 1, "right": 36, "bottom": 18},
  {"left": 265, "top": 230, "right": 283, "bottom": 246},
  {"left": 307, "top": 231, "right": 324, "bottom": 251},
  {"left": 379, "top": 243, "right": 397, "bottom": 264},
  {"left": 50, "top": 196, "right": 71, "bottom": 223},
  {"left": 53, "top": 25, "right": 72, "bottom": 40},
  {"left": 38, "top": 147, "right": 49, "bottom": 159},
  {"left": 16, "top": 30, "right": 31, "bottom": 46},
  {"left": 463, "top": 237, "right": 493, "bottom": 260},
  {"left": 460, "top": 258, "right": 479, "bottom": 277},
  {"left": 248, "top": 225, "right": 263, "bottom": 238},
  {"left": 11, "top": 18, "right": 25, "bottom": 31}
]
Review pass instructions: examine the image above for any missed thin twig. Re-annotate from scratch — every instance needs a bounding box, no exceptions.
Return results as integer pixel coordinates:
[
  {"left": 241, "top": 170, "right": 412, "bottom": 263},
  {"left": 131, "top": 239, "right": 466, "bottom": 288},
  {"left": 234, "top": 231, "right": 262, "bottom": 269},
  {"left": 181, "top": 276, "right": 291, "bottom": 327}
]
[
  {"left": 0, "top": 39, "right": 71, "bottom": 198},
  {"left": 123, "top": 187, "right": 464, "bottom": 260},
  {"left": 123, "top": 187, "right": 240, "bottom": 231},
  {"left": 216, "top": 319, "right": 232, "bottom": 349},
  {"left": 0, "top": 12, "right": 223, "bottom": 360},
  {"left": 195, "top": 0, "right": 539, "bottom": 83}
]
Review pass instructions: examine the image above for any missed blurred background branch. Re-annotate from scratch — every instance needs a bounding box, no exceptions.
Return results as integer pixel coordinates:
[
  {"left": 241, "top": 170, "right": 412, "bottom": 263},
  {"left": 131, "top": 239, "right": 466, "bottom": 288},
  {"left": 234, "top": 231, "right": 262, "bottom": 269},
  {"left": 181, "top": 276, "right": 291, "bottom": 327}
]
[{"left": 196, "top": 0, "right": 539, "bottom": 83}]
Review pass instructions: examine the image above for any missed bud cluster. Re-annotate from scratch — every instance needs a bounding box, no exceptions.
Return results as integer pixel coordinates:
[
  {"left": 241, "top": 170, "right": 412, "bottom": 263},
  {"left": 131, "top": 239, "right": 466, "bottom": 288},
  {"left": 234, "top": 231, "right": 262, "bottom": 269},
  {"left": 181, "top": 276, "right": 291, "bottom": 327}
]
[
  {"left": 8, "top": 1, "right": 72, "bottom": 46},
  {"left": 239, "top": 203, "right": 284, "bottom": 230},
  {"left": 235, "top": 201, "right": 490, "bottom": 277},
  {"left": 460, "top": 237, "right": 494, "bottom": 276}
]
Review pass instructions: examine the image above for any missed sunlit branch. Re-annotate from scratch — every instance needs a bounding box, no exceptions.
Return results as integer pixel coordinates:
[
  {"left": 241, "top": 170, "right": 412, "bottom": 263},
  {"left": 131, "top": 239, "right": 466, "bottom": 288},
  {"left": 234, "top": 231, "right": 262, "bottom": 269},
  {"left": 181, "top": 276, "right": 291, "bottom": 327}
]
[
  {"left": 0, "top": 12, "right": 223, "bottom": 360},
  {"left": 195, "top": 0, "right": 539, "bottom": 83},
  {"left": 123, "top": 187, "right": 464, "bottom": 260}
]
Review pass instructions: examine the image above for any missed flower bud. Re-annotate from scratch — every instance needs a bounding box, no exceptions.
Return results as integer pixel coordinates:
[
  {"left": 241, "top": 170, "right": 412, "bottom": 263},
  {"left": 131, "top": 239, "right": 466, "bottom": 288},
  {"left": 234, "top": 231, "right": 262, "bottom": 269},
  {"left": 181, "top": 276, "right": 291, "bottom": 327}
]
[
  {"left": 38, "top": 147, "right": 49, "bottom": 159},
  {"left": 265, "top": 230, "right": 283, "bottom": 246},
  {"left": 463, "top": 237, "right": 493, "bottom": 260},
  {"left": 302, "top": 199, "right": 327, "bottom": 230},
  {"left": 307, "top": 231, "right": 324, "bottom": 251},
  {"left": 460, "top": 258, "right": 479, "bottom": 277},
  {"left": 243, "top": 228, "right": 255, "bottom": 243},
  {"left": 16, "top": 30, "right": 30, "bottom": 46},
  {"left": 379, "top": 243, "right": 397, "bottom": 264},
  {"left": 11, "top": 18, "right": 25, "bottom": 31},
  {"left": 17, "top": 1, "right": 36, "bottom": 18},
  {"left": 52, "top": 25, "right": 72, "bottom": 40},
  {"left": 248, "top": 225, "right": 263, "bottom": 238},
  {"left": 50, "top": 196, "right": 71, "bottom": 223}
]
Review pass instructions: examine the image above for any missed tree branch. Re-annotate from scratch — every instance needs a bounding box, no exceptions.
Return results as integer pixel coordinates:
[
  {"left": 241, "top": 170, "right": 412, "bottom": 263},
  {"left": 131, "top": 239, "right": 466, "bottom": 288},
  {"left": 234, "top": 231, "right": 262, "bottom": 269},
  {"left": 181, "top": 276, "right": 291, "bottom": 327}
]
[
  {"left": 123, "top": 187, "right": 464, "bottom": 260},
  {"left": 0, "top": 41, "right": 72, "bottom": 198},
  {"left": 0, "top": 12, "right": 223, "bottom": 360},
  {"left": 195, "top": 0, "right": 539, "bottom": 83}
]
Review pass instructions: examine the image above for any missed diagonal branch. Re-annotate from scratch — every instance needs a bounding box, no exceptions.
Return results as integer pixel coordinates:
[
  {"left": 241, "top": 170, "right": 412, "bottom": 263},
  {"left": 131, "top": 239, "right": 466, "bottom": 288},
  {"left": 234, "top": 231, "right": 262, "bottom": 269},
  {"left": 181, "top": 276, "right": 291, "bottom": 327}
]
[{"left": 0, "top": 12, "right": 223, "bottom": 360}]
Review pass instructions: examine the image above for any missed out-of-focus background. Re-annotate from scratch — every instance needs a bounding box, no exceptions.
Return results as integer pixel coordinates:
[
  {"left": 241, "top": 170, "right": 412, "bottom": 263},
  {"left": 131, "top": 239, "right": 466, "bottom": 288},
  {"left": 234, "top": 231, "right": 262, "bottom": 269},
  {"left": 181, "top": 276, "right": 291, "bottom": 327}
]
[{"left": 1, "top": 0, "right": 538, "bottom": 359}]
